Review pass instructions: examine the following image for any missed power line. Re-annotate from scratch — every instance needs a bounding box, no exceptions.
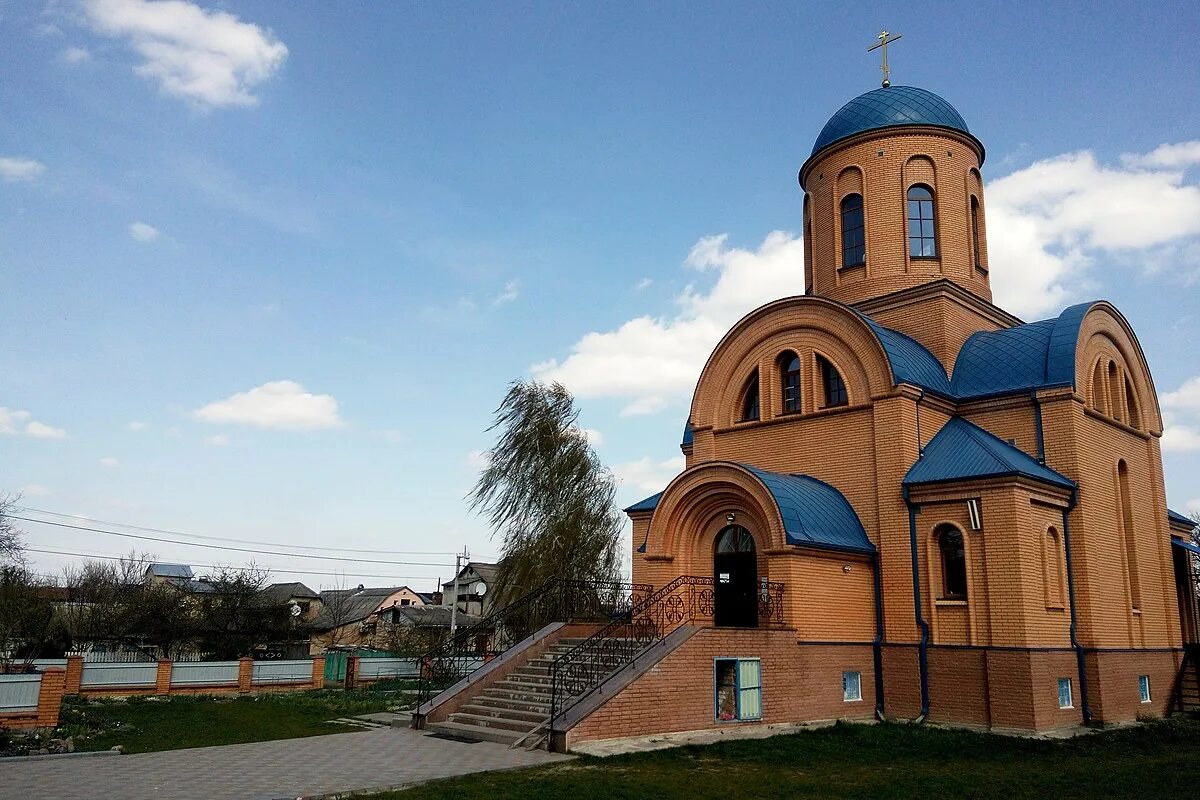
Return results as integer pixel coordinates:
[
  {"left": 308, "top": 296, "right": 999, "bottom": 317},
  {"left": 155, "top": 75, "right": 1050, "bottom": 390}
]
[
  {"left": 16, "top": 506, "right": 456, "bottom": 556},
  {"left": 22, "top": 546, "right": 445, "bottom": 583},
  {"left": 10, "top": 516, "right": 454, "bottom": 568}
]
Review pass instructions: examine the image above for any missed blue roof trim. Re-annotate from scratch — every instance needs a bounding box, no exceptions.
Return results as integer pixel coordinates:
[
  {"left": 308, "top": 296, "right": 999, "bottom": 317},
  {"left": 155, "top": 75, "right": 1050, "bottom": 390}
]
[
  {"left": 951, "top": 302, "right": 1096, "bottom": 399},
  {"left": 740, "top": 466, "right": 876, "bottom": 554},
  {"left": 811, "top": 86, "right": 971, "bottom": 157},
  {"left": 1169, "top": 508, "right": 1196, "bottom": 528},
  {"left": 904, "top": 417, "right": 1075, "bottom": 489},
  {"left": 859, "top": 316, "right": 953, "bottom": 397},
  {"left": 624, "top": 491, "right": 663, "bottom": 514},
  {"left": 1174, "top": 538, "right": 1200, "bottom": 556},
  {"left": 681, "top": 419, "right": 694, "bottom": 447}
]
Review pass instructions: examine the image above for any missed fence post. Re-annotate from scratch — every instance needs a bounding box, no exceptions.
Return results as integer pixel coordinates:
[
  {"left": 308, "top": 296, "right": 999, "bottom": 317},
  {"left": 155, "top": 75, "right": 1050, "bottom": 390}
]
[
  {"left": 311, "top": 656, "right": 325, "bottom": 690},
  {"left": 238, "top": 657, "right": 254, "bottom": 693},
  {"left": 64, "top": 655, "right": 84, "bottom": 696},
  {"left": 36, "top": 668, "right": 66, "bottom": 728},
  {"left": 345, "top": 655, "right": 358, "bottom": 690},
  {"left": 155, "top": 659, "right": 173, "bottom": 694}
]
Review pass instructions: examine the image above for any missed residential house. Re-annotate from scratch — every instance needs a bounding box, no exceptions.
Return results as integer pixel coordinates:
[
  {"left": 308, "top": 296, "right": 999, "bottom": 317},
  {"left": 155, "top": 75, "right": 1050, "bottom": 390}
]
[{"left": 440, "top": 562, "right": 498, "bottom": 618}]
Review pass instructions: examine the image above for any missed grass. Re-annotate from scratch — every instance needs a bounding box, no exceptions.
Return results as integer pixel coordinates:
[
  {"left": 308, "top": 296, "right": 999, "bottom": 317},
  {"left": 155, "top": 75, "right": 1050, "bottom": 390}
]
[
  {"left": 56, "top": 689, "right": 407, "bottom": 754},
  {"left": 382, "top": 717, "right": 1198, "bottom": 800}
]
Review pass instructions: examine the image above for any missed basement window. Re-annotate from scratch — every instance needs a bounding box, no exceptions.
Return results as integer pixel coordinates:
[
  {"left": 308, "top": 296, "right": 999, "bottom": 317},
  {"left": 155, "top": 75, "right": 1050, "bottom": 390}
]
[
  {"left": 1139, "top": 675, "right": 1151, "bottom": 703},
  {"left": 715, "top": 658, "right": 762, "bottom": 722},
  {"left": 843, "top": 670, "right": 862, "bottom": 702},
  {"left": 1057, "top": 677, "right": 1074, "bottom": 709}
]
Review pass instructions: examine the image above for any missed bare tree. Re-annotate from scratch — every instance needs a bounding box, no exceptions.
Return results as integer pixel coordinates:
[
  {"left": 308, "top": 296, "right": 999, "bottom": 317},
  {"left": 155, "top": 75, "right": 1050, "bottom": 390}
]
[
  {"left": 0, "top": 565, "right": 57, "bottom": 672},
  {"left": 193, "top": 565, "right": 288, "bottom": 659},
  {"left": 469, "top": 381, "right": 623, "bottom": 607},
  {"left": 0, "top": 493, "right": 25, "bottom": 565}
]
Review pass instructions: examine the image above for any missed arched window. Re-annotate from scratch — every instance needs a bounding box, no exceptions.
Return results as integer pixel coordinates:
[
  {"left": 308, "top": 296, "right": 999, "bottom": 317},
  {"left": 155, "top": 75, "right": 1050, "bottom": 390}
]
[
  {"left": 936, "top": 525, "right": 967, "bottom": 599},
  {"left": 716, "top": 525, "right": 756, "bottom": 553},
  {"left": 1091, "top": 360, "right": 1108, "bottom": 415},
  {"left": 779, "top": 352, "right": 801, "bottom": 414},
  {"left": 970, "top": 195, "right": 982, "bottom": 269},
  {"left": 907, "top": 185, "right": 937, "bottom": 258},
  {"left": 1107, "top": 362, "right": 1123, "bottom": 423},
  {"left": 840, "top": 193, "right": 865, "bottom": 267},
  {"left": 740, "top": 372, "right": 760, "bottom": 422},
  {"left": 1117, "top": 461, "right": 1140, "bottom": 610},
  {"left": 1124, "top": 377, "right": 1140, "bottom": 429},
  {"left": 818, "top": 355, "right": 848, "bottom": 408}
]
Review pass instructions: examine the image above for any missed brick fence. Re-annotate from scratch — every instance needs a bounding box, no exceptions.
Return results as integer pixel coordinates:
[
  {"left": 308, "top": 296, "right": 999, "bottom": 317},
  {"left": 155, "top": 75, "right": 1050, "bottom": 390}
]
[{"left": 61, "top": 655, "right": 326, "bottom": 699}]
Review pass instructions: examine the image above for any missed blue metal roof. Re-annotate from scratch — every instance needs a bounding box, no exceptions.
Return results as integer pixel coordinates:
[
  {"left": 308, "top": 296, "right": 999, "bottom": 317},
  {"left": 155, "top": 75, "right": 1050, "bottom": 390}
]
[
  {"left": 681, "top": 419, "right": 694, "bottom": 447},
  {"left": 1169, "top": 508, "right": 1196, "bottom": 529},
  {"left": 148, "top": 563, "right": 193, "bottom": 579},
  {"left": 904, "top": 417, "right": 1075, "bottom": 490},
  {"left": 624, "top": 491, "right": 663, "bottom": 514},
  {"left": 1174, "top": 538, "right": 1200, "bottom": 556},
  {"left": 860, "top": 316, "right": 953, "bottom": 397},
  {"left": 951, "top": 303, "right": 1095, "bottom": 399},
  {"left": 740, "top": 466, "right": 875, "bottom": 554},
  {"left": 811, "top": 86, "right": 971, "bottom": 157}
]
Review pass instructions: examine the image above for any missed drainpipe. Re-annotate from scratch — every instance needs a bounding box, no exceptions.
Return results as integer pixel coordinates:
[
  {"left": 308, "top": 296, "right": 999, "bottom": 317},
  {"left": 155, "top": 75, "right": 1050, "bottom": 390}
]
[
  {"left": 1061, "top": 492, "right": 1092, "bottom": 725},
  {"left": 902, "top": 486, "right": 931, "bottom": 721},
  {"left": 1030, "top": 390, "right": 1046, "bottom": 464},
  {"left": 871, "top": 553, "right": 886, "bottom": 720}
]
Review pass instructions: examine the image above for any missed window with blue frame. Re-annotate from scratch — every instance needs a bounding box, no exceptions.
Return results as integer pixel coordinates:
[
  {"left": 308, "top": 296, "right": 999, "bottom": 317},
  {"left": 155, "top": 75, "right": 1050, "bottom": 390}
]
[
  {"left": 1057, "top": 677, "right": 1073, "bottom": 709},
  {"left": 1139, "top": 675, "right": 1151, "bottom": 703},
  {"left": 907, "top": 184, "right": 938, "bottom": 258},
  {"left": 715, "top": 658, "right": 762, "bottom": 721}
]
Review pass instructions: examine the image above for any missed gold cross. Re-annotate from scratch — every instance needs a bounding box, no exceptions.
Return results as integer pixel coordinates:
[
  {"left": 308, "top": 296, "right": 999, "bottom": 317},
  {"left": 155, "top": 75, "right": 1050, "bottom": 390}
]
[{"left": 867, "top": 30, "right": 903, "bottom": 88}]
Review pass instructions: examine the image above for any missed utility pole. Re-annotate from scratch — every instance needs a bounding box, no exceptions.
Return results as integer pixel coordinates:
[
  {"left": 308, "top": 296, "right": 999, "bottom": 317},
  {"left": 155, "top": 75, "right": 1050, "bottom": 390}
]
[{"left": 449, "top": 546, "right": 469, "bottom": 640}]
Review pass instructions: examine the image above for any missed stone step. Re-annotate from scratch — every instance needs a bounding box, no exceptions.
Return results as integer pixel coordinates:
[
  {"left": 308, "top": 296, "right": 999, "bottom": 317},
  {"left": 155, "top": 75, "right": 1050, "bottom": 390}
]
[
  {"left": 479, "top": 686, "right": 550, "bottom": 704},
  {"left": 495, "top": 678, "right": 554, "bottom": 694},
  {"left": 470, "top": 694, "right": 550, "bottom": 715},
  {"left": 448, "top": 711, "right": 542, "bottom": 733},
  {"left": 426, "top": 720, "right": 523, "bottom": 746},
  {"left": 459, "top": 702, "right": 548, "bottom": 724}
]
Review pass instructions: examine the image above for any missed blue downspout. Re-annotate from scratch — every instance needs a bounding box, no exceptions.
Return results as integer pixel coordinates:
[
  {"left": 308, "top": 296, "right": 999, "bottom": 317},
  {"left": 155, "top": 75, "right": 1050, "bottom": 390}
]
[
  {"left": 902, "top": 487, "right": 931, "bottom": 721},
  {"left": 1061, "top": 492, "right": 1092, "bottom": 725},
  {"left": 872, "top": 553, "right": 886, "bottom": 720}
]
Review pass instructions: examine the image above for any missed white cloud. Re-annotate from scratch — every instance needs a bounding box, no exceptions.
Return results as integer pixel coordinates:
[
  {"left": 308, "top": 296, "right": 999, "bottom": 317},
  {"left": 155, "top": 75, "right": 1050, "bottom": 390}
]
[
  {"left": 1185, "top": 499, "right": 1200, "bottom": 516},
  {"left": 1162, "top": 376, "right": 1200, "bottom": 452},
  {"left": 81, "top": 0, "right": 288, "bottom": 109},
  {"left": 578, "top": 427, "right": 603, "bottom": 447},
  {"left": 1, "top": 408, "right": 68, "bottom": 439},
  {"left": 62, "top": 46, "right": 91, "bottom": 63},
  {"left": 533, "top": 231, "right": 803, "bottom": 417},
  {"left": 17, "top": 485, "right": 52, "bottom": 497},
  {"left": 634, "top": 277, "right": 653, "bottom": 291},
  {"left": 205, "top": 434, "right": 230, "bottom": 446},
  {"left": 194, "top": 380, "right": 344, "bottom": 430},
  {"left": 129, "top": 221, "right": 160, "bottom": 242},
  {"left": 492, "top": 280, "right": 520, "bottom": 307},
  {"left": 99, "top": 457, "right": 120, "bottom": 468},
  {"left": 613, "top": 456, "right": 686, "bottom": 494},
  {"left": 988, "top": 145, "right": 1200, "bottom": 317},
  {"left": 0, "top": 157, "right": 46, "bottom": 182},
  {"left": 126, "top": 421, "right": 147, "bottom": 431}
]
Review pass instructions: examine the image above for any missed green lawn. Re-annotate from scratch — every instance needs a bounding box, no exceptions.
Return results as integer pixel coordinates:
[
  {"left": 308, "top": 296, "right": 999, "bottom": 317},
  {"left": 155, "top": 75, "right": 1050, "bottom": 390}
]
[
  {"left": 57, "top": 690, "right": 406, "bottom": 753},
  {"left": 386, "top": 717, "right": 1197, "bottom": 800}
]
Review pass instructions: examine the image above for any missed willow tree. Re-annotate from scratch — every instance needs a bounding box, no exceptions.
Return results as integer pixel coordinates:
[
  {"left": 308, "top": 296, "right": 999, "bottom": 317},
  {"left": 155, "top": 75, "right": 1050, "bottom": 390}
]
[{"left": 470, "top": 381, "right": 622, "bottom": 608}]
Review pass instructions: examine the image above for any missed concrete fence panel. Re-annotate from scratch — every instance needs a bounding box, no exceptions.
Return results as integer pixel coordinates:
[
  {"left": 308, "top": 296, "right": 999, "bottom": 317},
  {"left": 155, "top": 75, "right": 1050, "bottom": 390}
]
[
  {"left": 0, "top": 673, "right": 42, "bottom": 713},
  {"left": 170, "top": 661, "right": 241, "bottom": 687},
  {"left": 358, "top": 657, "right": 420, "bottom": 680},
  {"left": 251, "top": 659, "right": 314, "bottom": 685},
  {"left": 81, "top": 661, "right": 158, "bottom": 688}
]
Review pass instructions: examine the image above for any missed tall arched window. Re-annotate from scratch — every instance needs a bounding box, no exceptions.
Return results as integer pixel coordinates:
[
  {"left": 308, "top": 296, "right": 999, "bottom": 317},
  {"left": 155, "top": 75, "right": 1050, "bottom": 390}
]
[
  {"left": 840, "top": 193, "right": 865, "bottom": 267},
  {"left": 936, "top": 525, "right": 967, "bottom": 599},
  {"left": 1117, "top": 461, "right": 1140, "bottom": 610},
  {"left": 970, "top": 195, "right": 982, "bottom": 269},
  {"left": 818, "top": 355, "right": 848, "bottom": 408},
  {"left": 907, "top": 185, "right": 937, "bottom": 258},
  {"left": 779, "top": 352, "right": 801, "bottom": 414},
  {"left": 740, "top": 372, "right": 760, "bottom": 422},
  {"left": 1124, "top": 377, "right": 1140, "bottom": 430},
  {"left": 1107, "top": 362, "right": 1123, "bottom": 423},
  {"left": 1091, "top": 360, "right": 1109, "bottom": 415}
]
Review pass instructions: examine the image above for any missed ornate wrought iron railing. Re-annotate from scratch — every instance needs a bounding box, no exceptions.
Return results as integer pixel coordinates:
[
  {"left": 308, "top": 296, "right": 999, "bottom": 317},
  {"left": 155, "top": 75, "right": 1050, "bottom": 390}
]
[
  {"left": 549, "top": 574, "right": 784, "bottom": 723},
  {"left": 412, "top": 578, "right": 652, "bottom": 712}
]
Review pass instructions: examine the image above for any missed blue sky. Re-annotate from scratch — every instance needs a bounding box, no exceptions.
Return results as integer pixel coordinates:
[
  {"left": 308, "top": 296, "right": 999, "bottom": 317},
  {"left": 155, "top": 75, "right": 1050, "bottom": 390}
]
[{"left": 2, "top": 1, "right": 1198, "bottom": 592}]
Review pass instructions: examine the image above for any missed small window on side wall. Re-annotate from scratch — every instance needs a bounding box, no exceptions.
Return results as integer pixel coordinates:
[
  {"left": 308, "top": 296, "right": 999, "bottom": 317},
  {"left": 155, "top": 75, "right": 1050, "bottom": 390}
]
[
  {"left": 818, "top": 356, "right": 848, "bottom": 408},
  {"left": 842, "top": 670, "right": 862, "bottom": 702},
  {"left": 1139, "top": 675, "right": 1151, "bottom": 703},
  {"left": 937, "top": 525, "right": 968, "bottom": 599},
  {"left": 840, "top": 193, "right": 865, "bottom": 267},
  {"left": 779, "top": 352, "right": 802, "bottom": 414},
  {"left": 1058, "top": 677, "right": 1073, "bottom": 709},
  {"left": 907, "top": 185, "right": 937, "bottom": 258},
  {"left": 715, "top": 658, "right": 762, "bottom": 721},
  {"left": 740, "top": 372, "right": 760, "bottom": 422}
]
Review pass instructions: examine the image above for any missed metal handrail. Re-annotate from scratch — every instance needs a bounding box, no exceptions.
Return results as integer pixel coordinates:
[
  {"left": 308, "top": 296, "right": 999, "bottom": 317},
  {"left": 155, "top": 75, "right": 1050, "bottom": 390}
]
[
  {"left": 549, "top": 574, "right": 784, "bottom": 724},
  {"left": 412, "top": 578, "right": 651, "bottom": 712}
]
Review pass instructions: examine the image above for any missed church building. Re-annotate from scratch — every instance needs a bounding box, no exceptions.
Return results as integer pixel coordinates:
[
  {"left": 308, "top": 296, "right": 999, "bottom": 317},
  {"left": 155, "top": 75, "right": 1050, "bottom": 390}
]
[{"left": 414, "top": 77, "right": 1200, "bottom": 750}]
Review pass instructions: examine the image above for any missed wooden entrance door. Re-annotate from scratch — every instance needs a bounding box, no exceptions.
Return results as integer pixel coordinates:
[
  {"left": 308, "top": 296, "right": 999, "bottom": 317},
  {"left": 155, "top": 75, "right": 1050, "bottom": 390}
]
[{"left": 714, "top": 525, "right": 758, "bottom": 628}]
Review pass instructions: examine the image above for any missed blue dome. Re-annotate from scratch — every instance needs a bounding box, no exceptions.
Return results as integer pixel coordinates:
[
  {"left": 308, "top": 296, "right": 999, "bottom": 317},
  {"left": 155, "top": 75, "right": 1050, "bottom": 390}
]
[{"left": 811, "top": 86, "right": 972, "bottom": 157}]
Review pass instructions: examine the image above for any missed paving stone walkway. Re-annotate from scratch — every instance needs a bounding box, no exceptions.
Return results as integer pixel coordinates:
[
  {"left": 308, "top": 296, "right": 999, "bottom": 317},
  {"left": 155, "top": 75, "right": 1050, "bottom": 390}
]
[{"left": 0, "top": 725, "right": 571, "bottom": 800}]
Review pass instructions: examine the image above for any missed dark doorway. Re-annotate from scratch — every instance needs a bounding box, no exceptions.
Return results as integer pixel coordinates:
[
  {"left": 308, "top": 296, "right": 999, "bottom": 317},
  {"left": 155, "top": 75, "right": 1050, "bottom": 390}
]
[{"left": 714, "top": 525, "right": 758, "bottom": 628}]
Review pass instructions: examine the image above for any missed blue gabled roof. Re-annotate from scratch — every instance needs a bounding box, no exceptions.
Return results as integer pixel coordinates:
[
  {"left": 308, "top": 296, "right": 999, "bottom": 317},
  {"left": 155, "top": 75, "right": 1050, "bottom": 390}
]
[
  {"left": 951, "top": 303, "right": 1095, "bottom": 399},
  {"left": 624, "top": 491, "right": 663, "bottom": 514},
  {"left": 741, "top": 466, "right": 875, "bottom": 554},
  {"left": 811, "top": 86, "right": 973, "bottom": 158},
  {"left": 904, "top": 417, "right": 1075, "bottom": 490},
  {"left": 1169, "top": 508, "right": 1196, "bottom": 529},
  {"left": 860, "top": 316, "right": 953, "bottom": 397}
]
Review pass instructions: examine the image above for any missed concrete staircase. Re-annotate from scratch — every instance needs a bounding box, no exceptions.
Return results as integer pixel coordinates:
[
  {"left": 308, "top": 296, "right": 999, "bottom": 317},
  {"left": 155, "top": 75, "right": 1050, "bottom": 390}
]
[{"left": 425, "top": 637, "right": 635, "bottom": 746}]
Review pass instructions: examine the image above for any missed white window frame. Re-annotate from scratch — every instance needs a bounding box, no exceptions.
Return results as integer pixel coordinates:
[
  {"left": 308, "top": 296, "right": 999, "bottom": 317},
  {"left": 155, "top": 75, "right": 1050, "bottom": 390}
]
[
  {"left": 1057, "top": 677, "right": 1074, "bottom": 709},
  {"left": 843, "top": 670, "right": 862, "bottom": 702},
  {"left": 1138, "top": 674, "right": 1151, "bottom": 703}
]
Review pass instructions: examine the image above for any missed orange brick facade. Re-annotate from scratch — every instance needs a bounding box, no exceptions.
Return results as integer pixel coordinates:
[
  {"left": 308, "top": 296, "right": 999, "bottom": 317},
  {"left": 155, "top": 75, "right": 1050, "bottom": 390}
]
[{"left": 601, "top": 86, "right": 1194, "bottom": 744}]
